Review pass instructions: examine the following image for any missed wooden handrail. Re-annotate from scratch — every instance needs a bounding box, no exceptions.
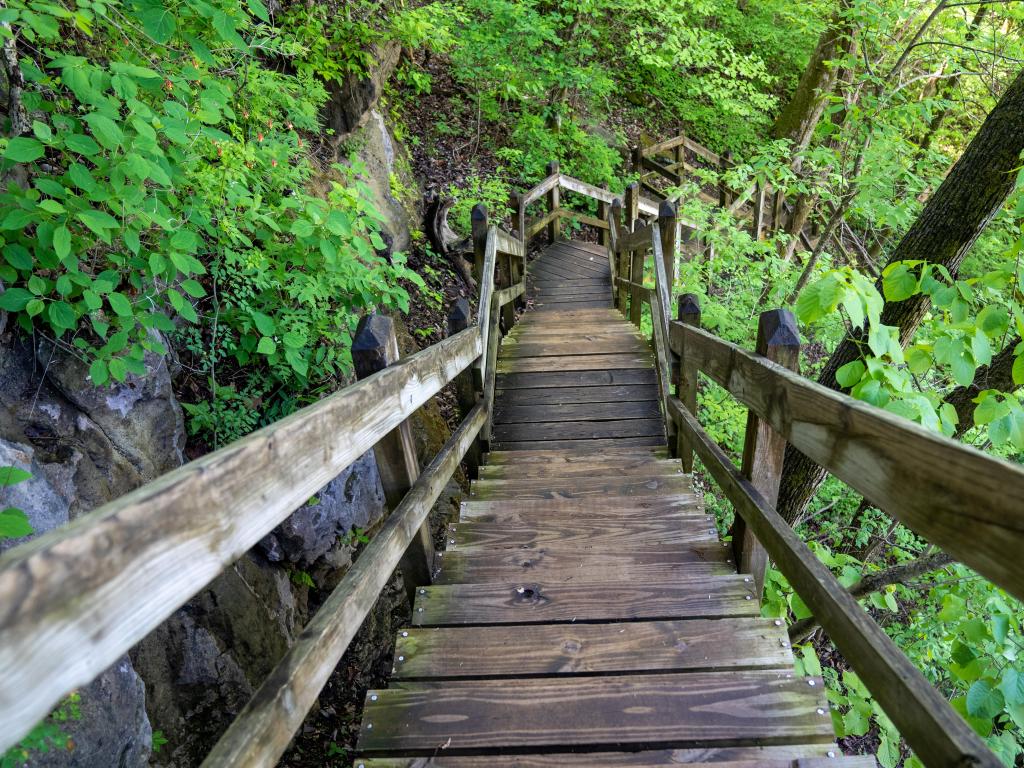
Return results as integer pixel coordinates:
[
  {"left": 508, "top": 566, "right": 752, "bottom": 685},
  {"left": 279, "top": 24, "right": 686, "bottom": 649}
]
[
  {"left": 0, "top": 324, "right": 483, "bottom": 751},
  {"left": 666, "top": 396, "right": 997, "bottom": 768},
  {"left": 612, "top": 197, "right": 1007, "bottom": 766},
  {"left": 667, "top": 321, "right": 1024, "bottom": 602},
  {"left": 203, "top": 402, "right": 488, "bottom": 767}
]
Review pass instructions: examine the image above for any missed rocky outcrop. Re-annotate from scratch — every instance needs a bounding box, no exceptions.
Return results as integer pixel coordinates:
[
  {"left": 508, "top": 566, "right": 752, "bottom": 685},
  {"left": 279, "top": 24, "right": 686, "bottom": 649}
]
[
  {"left": 0, "top": 332, "right": 181, "bottom": 767},
  {"left": 324, "top": 41, "right": 402, "bottom": 140}
]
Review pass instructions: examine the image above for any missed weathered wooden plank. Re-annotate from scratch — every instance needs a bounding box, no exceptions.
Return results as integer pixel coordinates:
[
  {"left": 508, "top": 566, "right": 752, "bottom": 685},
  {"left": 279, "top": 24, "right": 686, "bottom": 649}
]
[
  {"left": 474, "top": 224, "right": 498, "bottom": 384},
  {"left": 527, "top": 287, "right": 614, "bottom": 299},
  {"left": 458, "top": 497, "right": 703, "bottom": 523},
  {"left": 668, "top": 396, "right": 1000, "bottom": 768},
  {"left": 546, "top": 241, "right": 610, "bottom": 259},
  {"left": 392, "top": 619, "right": 792, "bottom": 679},
  {"left": 494, "top": 227, "right": 525, "bottom": 258},
  {"left": 528, "top": 260, "right": 605, "bottom": 282},
  {"left": 447, "top": 518, "right": 714, "bottom": 551},
  {"left": 496, "top": 352, "right": 653, "bottom": 374},
  {"left": 491, "top": 418, "right": 665, "bottom": 444},
  {"left": 357, "top": 671, "right": 831, "bottom": 753},
  {"left": 471, "top": 473, "right": 689, "bottom": 497},
  {"left": 531, "top": 299, "right": 612, "bottom": 311},
  {"left": 668, "top": 321, "right": 1024, "bottom": 603},
  {"left": 478, "top": 453, "right": 681, "bottom": 478},
  {"left": 556, "top": 208, "right": 610, "bottom": 230},
  {"left": 493, "top": 400, "right": 660, "bottom": 424},
  {"left": 0, "top": 326, "right": 483, "bottom": 751},
  {"left": 433, "top": 546, "right": 733, "bottom": 584},
  {"left": 618, "top": 222, "right": 655, "bottom": 253},
  {"left": 203, "top": 404, "right": 486, "bottom": 767},
  {"left": 484, "top": 445, "right": 668, "bottom": 462},
  {"left": 521, "top": 172, "right": 561, "bottom": 206},
  {"left": 492, "top": 435, "right": 667, "bottom": 451},
  {"left": 411, "top": 577, "right": 758, "bottom": 626},
  {"left": 534, "top": 252, "right": 610, "bottom": 274},
  {"left": 495, "top": 368, "right": 657, "bottom": 390},
  {"left": 493, "top": 384, "right": 659, "bottom": 406},
  {"left": 359, "top": 752, "right": 873, "bottom": 767},
  {"left": 504, "top": 335, "right": 648, "bottom": 354}
]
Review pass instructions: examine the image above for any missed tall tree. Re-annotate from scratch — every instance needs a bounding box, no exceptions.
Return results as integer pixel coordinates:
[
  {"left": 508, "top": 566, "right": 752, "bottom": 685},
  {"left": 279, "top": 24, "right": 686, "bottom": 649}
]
[{"left": 776, "top": 67, "right": 1024, "bottom": 525}]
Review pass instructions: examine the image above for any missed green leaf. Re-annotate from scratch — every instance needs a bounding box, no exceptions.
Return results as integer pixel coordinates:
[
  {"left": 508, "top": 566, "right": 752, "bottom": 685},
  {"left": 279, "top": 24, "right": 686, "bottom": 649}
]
[
  {"left": 0, "top": 287, "right": 34, "bottom": 311},
  {"left": 251, "top": 311, "right": 276, "bottom": 335},
  {"left": 290, "top": 218, "right": 314, "bottom": 238},
  {"left": 108, "top": 357, "right": 128, "bottom": 382},
  {"left": 835, "top": 360, "right": 865, "bottom": 388},
  {"left": 48, "top": 300, "right": 77, "bottom": 331},
  {"left": 53, "top": 225, "right": 71, "bottom": 260},
  {"left": 141, "top": 6, "right": 177, "bottom": 42},
  {"left": 180, "top": 279, "right": 206, "bottom": 298},
  {"left": 64, "top": 133, "right": 101, "bottom": 156},
  {"left": 992, "top": 615, "right": 1010, "bottom": 645},
  {"left": 89, "top": 358, "right": 109, "bottom": 385},
  {"left": 256, "top": 336, "right": 277, "bottom": 355},
  {"left": 4, "top": 137, "right": 45, "bottom": 162},
  {"left": 0, "top": 508, "right": 33, "bottom": 539},
  {"left": 83, "top": 112, "right": 125, "bottom": 150},
  {"left": 76, "top": 209, "right": 119, "bottom": 242},
  {"left": 882, "top": 263, "right": 918, "bottom": 302},
  {"left": 999, "top": 668, "right": 1024, "bottom": 706},
  {"left": 107, "top": 292, "right": 133, "bottom": 317},
  {"left": 1013, "top": 353, "right": 1024, "bottom": 386},
  {"left": 938, "top": 593, "right": 965, "bottom": 622},
  {"left": 0, "top": 466, "right": 31, "bottom": 486},
  {"left": 907, "top": 347, "right": 931, "bottom": 375},
  {"left": 977, "top": 305, "right": 1009, "bottom": 337},
  {"left": 26, "top": 299, "right": 45, "bottom": 317},
  {"left": 247, "top": 0, "right": 270, "bottom": 22},
  {"left": 966, "top": 680, "right": 1003, "bottom": 719}
]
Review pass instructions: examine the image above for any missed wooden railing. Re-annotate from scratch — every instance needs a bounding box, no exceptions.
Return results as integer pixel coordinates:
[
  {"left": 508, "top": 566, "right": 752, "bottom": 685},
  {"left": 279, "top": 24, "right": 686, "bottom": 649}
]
[
  {"left": 0, "top": 216, "right": 526, "bottom": 763},
  {"left": 607, "top": 199, "right": 1021, "bottom": 768}
]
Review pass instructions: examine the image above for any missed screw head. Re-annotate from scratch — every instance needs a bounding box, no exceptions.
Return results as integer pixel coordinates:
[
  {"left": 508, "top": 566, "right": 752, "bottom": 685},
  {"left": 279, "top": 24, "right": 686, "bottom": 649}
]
[
  {"left": 774, "top": 619, "right": 783, "bottom": 626},
  {"left": 808, "top": 679, "right": 816, "bottom": 686},
  {"left": 397, "top": 655, "right": 405, "bottom": 662},
  {"left": 417, "top": 607, "right": 423, "bottom": 612},
  {"left": 745, "top": 595, "right": 752, "bottom": 600},
  {"left": 366, "top": 723, "right": 373, "bottom": 729},
  {"left": 401, "top": 631, "right": 409, "bottom": 637},
  {"left": 449, "top": 538, "right": 456, "bottom": 544},
  {"left": 419, "top": 588, "right": 426, "bottom": 594},
  {"left": 816, "top": 707, "right": 826, "bottom": 715},
  {"left": 743, "top": 577, "right": 751, "bottom": 583},
  {"left": 827, "top": 751, "right": 836, "bottom": 758},
  {"left": 370, "top": 694, "right": 378, "bottom": 701}
]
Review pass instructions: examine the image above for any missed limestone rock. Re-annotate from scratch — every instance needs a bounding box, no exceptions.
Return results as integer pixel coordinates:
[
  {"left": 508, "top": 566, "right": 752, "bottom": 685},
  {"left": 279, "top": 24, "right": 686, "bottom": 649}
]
[
  {"left": 258, "top": 450, "right": 387, "bottom": 566},
  {"left": 0, "top": 438, "right": 73, "bottom": 556}
]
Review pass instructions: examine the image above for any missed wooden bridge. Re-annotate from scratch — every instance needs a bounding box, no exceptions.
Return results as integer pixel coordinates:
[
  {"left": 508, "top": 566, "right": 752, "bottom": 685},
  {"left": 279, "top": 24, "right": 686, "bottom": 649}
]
[{"left": 1, "top": 140, "right": 1022, "bottom": 767}]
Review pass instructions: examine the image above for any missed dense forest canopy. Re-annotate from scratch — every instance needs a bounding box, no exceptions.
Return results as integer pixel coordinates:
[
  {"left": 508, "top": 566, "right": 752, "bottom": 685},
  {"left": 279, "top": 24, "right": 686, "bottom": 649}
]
[{"left": 0, "top": 0, "right": 1023, "bottom": 765}]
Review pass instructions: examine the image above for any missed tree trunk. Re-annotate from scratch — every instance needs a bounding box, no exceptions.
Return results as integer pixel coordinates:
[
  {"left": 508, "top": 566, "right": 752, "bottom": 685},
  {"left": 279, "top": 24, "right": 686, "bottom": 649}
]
[
  {"left": 776, "top": 68, "right": 1024, "bottom": 526},
  {"left": 772, "top": 0, "right": 854, "bottom": 152}
]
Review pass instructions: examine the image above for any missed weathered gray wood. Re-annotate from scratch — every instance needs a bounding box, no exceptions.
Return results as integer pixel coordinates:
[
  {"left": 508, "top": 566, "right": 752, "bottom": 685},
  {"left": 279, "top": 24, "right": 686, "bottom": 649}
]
[
  {"left": 353, "top": 314, "right": 431, "bottom": 599},
  {"left": 392, "top": 619, "right": 792, "bottom": 679},
  {"left": 676, "top": 294, "right": 701, "bottom": 473},
  {"left": 411, "top": 576, "right": 759, "bottom": 626},
  {"left": 618, "top": 222, "right": 655, "bottom": 253},
  {"left": 484, "top": 445, "right": 668, "bottom": 463},
  {"left": 510, "top": 190, "right": 525, "bottom": 242},
  {"left": 668, "top": 321, "right": 1024, "bottom": 603},
  {"left": 448, "top": 299, "right": 483, "bottom": 478},
  {"left": 546, "top": 160, "right": 560, "bottom": 242},
  {"left": 658, "top": 201, "right": 679, "bottom": 291},
  {"left": 433, "top": 545, "right": 731, "bottom": 585},
  {"left": 359, "top": 752, "right": 874, "bottom": 767},
  {"left": 597, "top": 198, "right": 608, "bottom": 246},
  {"left": 492, "top": 383, "right": 660, "bottom": 406},
  {"left": 474, "top": 215, "right": 498, "bottom": 384},
  {"left": 0, "top": 321, "right": 484, "bottom": 756},
  {"left": 629, "top": 229, "right": 646, "bottom": 327},
  {"left": 480, "top": 291, "right": 503, "bottom": 445},
  {"left": 357, "top": 671, "right": 831, "bottom": 753},
  {"left": 625, "top": 181, "right": 640, "bottom": 233},
  {"left": 447, "top": 517, "right": 713, "bottom": 551},
  {"left": 732, "top": 310, "right": 801, "bottom": 600},
  {"left": 496, "top": 368, "right": 658, "bottom": 389},
  {"left": 494, "top": 227, "right": 525, "bottom": 258},
  {"left": 202, "top": 403, "right": 487, "bottom": 768},
  {"left": 491, "top": 418, "right": 666, "bottom": 444},
  {"left": 521, "top": 172, "right": 561, "bottom": 207},
  {"left": 496, "top": 352, "right": 653, "bottom": 374},
  {"left": 458, "top": 497, "right": 701, "bottom": 522},
  {"left": 752, "top": 180, "right": 766, "bottom": 240},
  {"left": 492, "top": 435, "right": 667, "bottom": 451},
  {"left": 494, "top": 400, "right": 660, "bottom": 424},
  {"left": 667, "top": 396, "right": 1000, "bottom": 768},
  {"left": 477, "top": 453, "right": 681, "bottom": 478},
  {"left": 719, "top": 151, "right": 733, "bottom": 207},
  {"left": 525, "top": 208, "right": 561, "bottom": 240}
]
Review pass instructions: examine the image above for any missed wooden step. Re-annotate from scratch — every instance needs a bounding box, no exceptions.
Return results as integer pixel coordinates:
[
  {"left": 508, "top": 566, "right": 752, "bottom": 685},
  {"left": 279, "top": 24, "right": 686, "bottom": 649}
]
[
  {"left": 484, "top": 445, "right": 669, "bottom": 463},
  {"left": 391, "top": 618, "right": 793, "bottom": 679},
  {"left": 411, "top": 577, "right": 758, "bottom": 626},
  {"left": 502, "top": 340, "right": 649, "bottom": 359},
  {"left": 356, "top": 671, "right": 834, "bottom": 754},
  {"left": 493, "top": 385, "right": 661, "bottom": 407},
  {"left": 458, "top": 498, "right": 703, "bottom": 521},
  {"left": 531, "top": 299, "right": 613, "bottom": 310},
  {"left": 358, "top": 754, "right": 872, "bottom": 767},
  {"left": 492, "top": 418, "right": 665, "bottom": 445},
  {"left": 493, "top": 400, "right": 662, "bottom": 425},
  {"left": 496, "top": 352, "right": 653, "bottom": 374},
  {"left": 495, "top": 368, "right": 657, "bottom": 389},
  {"left": 470, "top": 474, "right": 689, "bottom": 501},
  {"left": 446, "top": 517, "right": 715, "bottom": 551},
  {"left": 433, "top": 546, "right": 733, "bottom": 584},
  {"left": 491, "top": 436, "right": 667, "bottom": 451},
  {"left": 478, "top": 455, "right": 682, "bottom": 479}
]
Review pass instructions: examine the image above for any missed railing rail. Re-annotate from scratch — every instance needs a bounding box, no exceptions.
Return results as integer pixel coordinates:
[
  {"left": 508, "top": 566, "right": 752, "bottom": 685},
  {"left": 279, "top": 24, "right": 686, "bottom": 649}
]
[
  {"left": 0, "top": 210, "right": 526, "bottom": 762},
  {"left": 607, "top": 193, "right": 1012, "bottom": 768}
]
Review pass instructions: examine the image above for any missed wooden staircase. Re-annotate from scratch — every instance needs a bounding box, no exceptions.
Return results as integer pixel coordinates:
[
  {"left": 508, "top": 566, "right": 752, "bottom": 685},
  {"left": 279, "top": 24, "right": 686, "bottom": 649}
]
[{"left": 354, "top": 239, "right": 872, "bottom": 766}]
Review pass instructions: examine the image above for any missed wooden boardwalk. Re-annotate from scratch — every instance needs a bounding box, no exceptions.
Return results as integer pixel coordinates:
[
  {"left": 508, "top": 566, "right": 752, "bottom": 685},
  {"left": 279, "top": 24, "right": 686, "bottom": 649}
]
[{"left": 355, "top": 240, "right": 873, "bottom": 766}]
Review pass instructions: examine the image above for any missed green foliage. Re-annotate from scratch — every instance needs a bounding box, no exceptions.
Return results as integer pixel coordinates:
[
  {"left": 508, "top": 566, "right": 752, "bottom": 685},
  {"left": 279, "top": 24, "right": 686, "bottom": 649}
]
[
  {"left": 444, "top": 173, "right": 512, "bottom": 234},
  {"left": 0, "top": 466, "right": 33, "bottom": 542},
  {"left": 0, "top": 0, "right": 424, "bottom": 443},
  {"left": 1, "top": 693, "right": 80, "bottom": 767}
]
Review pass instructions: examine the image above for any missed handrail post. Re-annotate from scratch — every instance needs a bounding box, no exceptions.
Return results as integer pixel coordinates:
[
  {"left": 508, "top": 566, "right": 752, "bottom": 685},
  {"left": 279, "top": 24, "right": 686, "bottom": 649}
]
[
  {"left": 657, "top": 200, "right": 678, "bottom": 294},
  {"left": 731, "top": 308, "right": 800, "bottom": 600},
  {"left": 509, "top": 190, "right": 525, "bottom": 244},
  {"left": 471, "top": 203, "right": 488, "bottom": 284},
  {"left": 629, "top": 217, "right": 644, "bottom": 327},
  {"left": 448, "top": 298, "right": 483, "bottom": 480},
  {"left": 752, "top": 180, "right": 766, "bottom": 240},
  {"left": 624, "top": 182, "right": 639, "bottom": 231},
  {"left": 611, "top": 198, "right": 628, "bottom": 312},
  {"left": 676, "top": 294, "right": 701, "bottom": 472},
  {"left": 719, "top": 151, "right": 733, "bottom": 208},
  {"left": 546, "top": 160, "right": 560, "bottom": 243},
  {"left": 672, "top": 135, "right": 685, "bottom": 171},
  {"left": 597, "top": 197, "right": 608, "bottom": 247},
  {"left": 352, "top": 314, "right": 432, "bottom": 601}
]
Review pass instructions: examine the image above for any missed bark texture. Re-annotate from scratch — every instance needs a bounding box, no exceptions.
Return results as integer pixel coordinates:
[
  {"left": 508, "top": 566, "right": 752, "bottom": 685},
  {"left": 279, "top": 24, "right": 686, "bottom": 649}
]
[{"left": 776, "top": 68, "right": 1024, "bottom": 525}]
